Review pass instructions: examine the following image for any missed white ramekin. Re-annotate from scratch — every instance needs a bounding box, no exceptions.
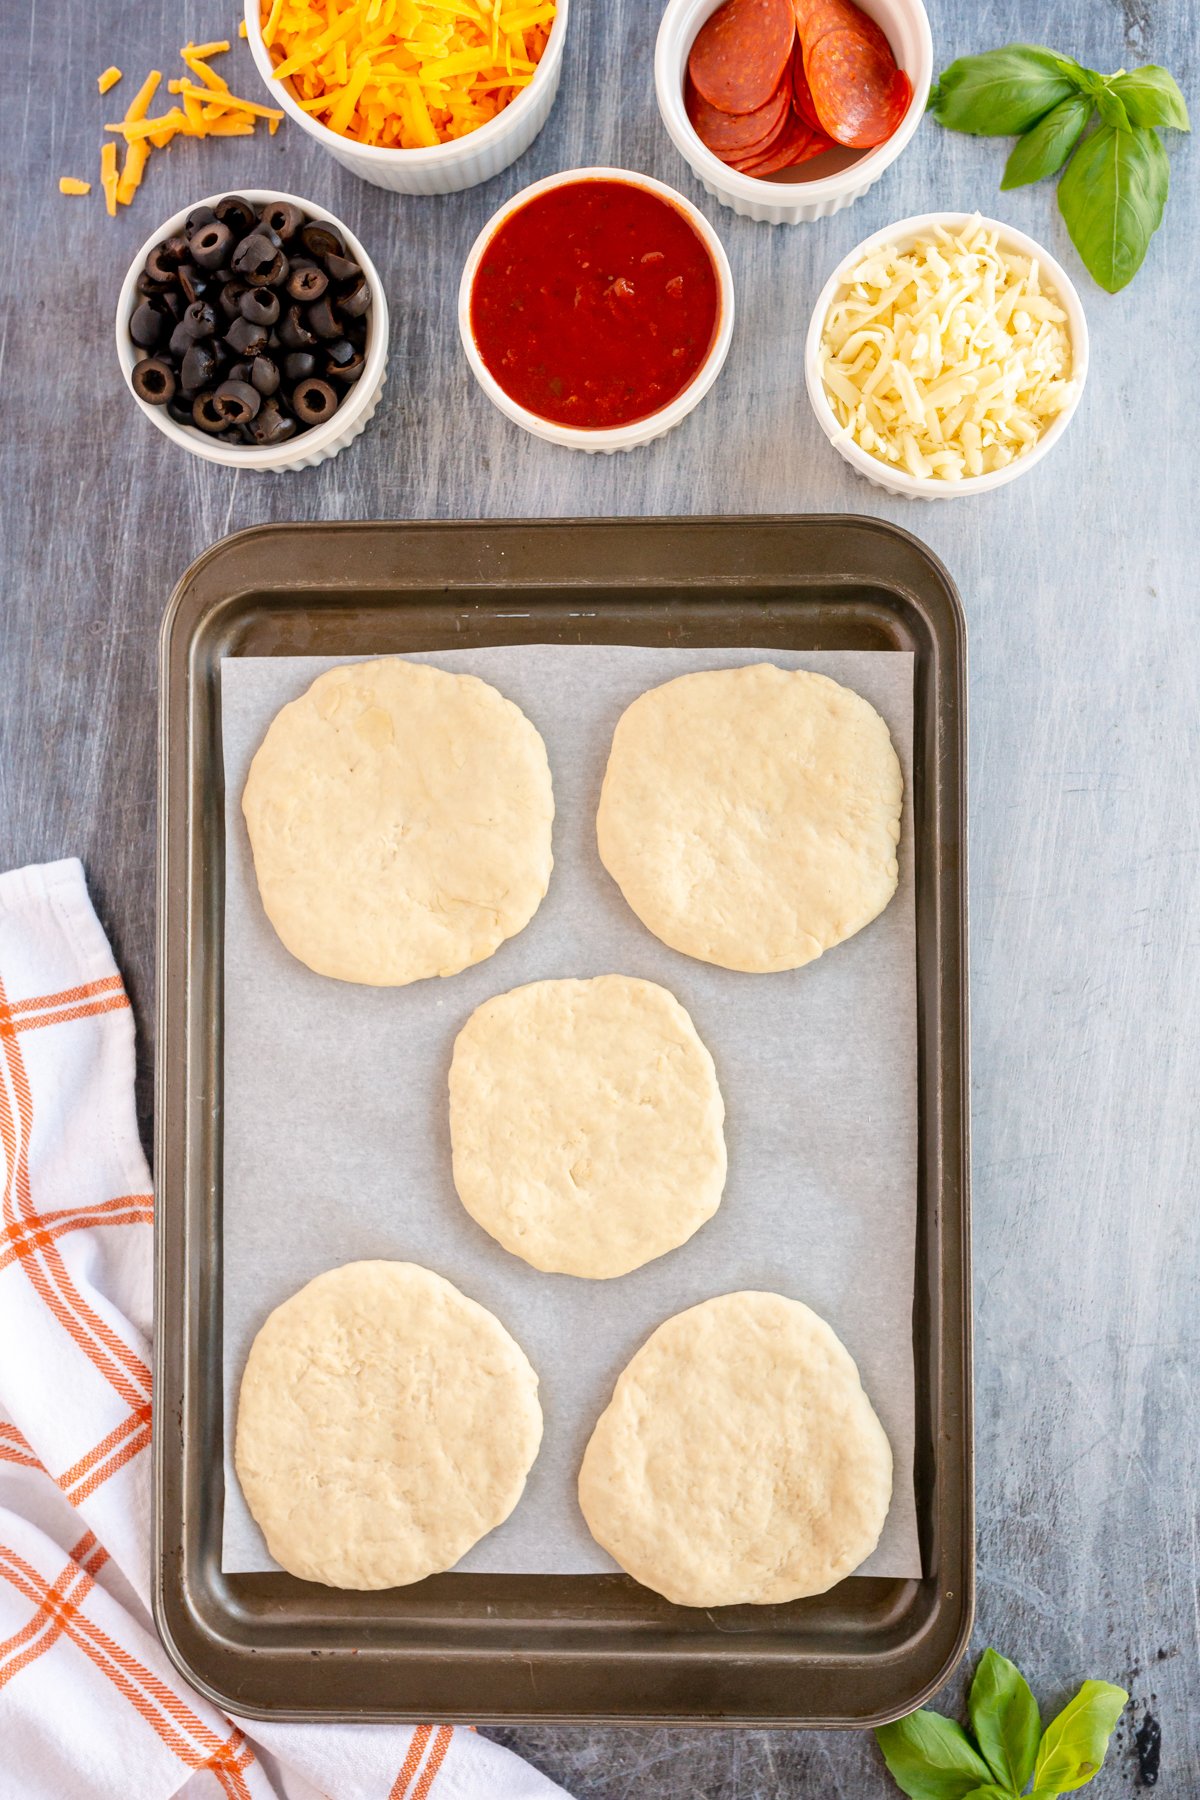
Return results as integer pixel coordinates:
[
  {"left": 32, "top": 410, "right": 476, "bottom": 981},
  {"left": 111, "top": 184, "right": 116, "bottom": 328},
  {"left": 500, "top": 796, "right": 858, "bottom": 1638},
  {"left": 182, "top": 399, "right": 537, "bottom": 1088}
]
[
  {"left": 655, "top": 0, "right": 932, "bottom": 225},
  {"left": 116, "top": 190, "right": 388, "bottom": 473},
  {"left": 244, "top": 0, "right": 568, "bottom": 194},
  {"left": 804, "top": 211, "right": 1090, "bottom": 500},
  {"left": 457, "top": 167, "right": 735, "bottom": 453}
]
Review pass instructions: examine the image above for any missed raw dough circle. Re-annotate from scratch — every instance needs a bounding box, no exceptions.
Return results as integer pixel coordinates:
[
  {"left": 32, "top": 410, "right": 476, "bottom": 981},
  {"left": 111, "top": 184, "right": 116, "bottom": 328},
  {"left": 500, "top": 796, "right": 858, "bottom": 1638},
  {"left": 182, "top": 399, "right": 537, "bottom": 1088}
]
[
  {"left": 448, "top": 975, "right": 726, "bottom": 1279},
  {"left": 596, "top": 664, "right": 903, "bottom": 973},
  {"left": 578, "top": 1290, "right": 892, "bottom": 1606},
  {"left": 234, "top": 1260, "right": 543, "bottom": 1589},
  {"left": 242, "top": 657, "right": 554, "bottom": 985}
]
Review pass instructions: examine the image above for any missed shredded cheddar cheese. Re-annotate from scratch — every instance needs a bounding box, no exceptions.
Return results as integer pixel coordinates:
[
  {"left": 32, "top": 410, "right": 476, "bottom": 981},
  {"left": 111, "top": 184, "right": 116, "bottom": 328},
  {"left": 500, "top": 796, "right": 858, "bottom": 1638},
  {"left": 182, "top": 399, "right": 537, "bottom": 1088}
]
[
  {"left": 79, "top": 38, "right": 284, "bottom": 214},
  {"left": 97, "top": 66, "right": 122, "bottom": 94},
  {"left": 259, "top": 0, "right": 555, "bottom": 149},
  {"left": 58, "top": 176, "right": 92, "bottom": 194},
  {"left": 100, "top": 141, "right": 119, "bottom": 216},
  {"left": 819, "top": 216, "right": 1076, "bottom": 483}
]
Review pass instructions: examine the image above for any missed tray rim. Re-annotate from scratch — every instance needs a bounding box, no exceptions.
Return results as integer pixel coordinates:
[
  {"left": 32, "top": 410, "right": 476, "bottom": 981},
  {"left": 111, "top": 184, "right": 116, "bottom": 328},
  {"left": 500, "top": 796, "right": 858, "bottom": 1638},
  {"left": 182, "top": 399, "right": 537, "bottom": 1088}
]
[{"left": 154, "top": 513, "right": 973, "bottom": 1727}]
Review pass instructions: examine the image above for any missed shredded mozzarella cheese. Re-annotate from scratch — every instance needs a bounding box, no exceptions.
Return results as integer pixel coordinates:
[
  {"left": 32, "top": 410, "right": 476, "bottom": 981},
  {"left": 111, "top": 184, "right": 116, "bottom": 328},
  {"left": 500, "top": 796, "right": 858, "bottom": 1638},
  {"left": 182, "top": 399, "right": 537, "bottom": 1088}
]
[{"left": 819, "top": 216, "right": 1076, "bottom": 482}]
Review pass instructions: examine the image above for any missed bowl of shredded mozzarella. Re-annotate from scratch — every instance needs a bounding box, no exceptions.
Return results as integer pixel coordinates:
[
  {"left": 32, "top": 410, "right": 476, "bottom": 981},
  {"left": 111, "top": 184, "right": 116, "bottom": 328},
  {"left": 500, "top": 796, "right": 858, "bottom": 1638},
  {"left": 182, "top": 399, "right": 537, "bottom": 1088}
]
[{"left": 805, "top": 211, "right": 1088, "bottom": 497}]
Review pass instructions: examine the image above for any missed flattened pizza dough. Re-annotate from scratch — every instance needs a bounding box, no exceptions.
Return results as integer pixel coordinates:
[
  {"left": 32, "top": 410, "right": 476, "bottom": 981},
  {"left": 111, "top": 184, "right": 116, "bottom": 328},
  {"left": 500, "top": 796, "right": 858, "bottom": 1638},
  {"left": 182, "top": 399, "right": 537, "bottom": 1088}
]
[
  {"left": 578, "top": 1290, "right": 892, "bottom": 1606},
  {"left": 242, "top": 657, "right": 554, "bottom": 985},
  {"left": 448, "top": 975, "right": 726, "bottom": 1279},
  {"left": 596, "top": 664, "right": 903, "bottom": 972},
  {"left": 234, "top": 1260, "right": 542, "bottom": 1589}
]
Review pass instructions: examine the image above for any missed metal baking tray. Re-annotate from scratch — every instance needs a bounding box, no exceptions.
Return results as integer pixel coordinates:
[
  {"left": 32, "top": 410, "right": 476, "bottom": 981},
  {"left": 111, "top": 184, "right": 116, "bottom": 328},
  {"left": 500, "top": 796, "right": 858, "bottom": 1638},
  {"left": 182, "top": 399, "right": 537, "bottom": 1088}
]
[{"left": 155, "top": 516, "right": 970, "bottom": 1726}]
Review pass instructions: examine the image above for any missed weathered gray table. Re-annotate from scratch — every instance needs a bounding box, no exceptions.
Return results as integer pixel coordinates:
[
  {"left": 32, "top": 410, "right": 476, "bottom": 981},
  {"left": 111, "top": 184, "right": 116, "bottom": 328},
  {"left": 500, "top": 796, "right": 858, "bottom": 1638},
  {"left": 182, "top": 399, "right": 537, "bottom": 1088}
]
[{"left": 3, "top": 0, "right": 1196, "bottom": 1791}]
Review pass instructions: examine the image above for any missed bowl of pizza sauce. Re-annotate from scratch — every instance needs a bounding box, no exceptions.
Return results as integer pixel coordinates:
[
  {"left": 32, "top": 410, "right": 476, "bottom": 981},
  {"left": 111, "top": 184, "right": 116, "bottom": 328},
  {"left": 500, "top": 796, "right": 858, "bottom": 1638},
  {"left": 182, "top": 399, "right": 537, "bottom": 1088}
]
[{"left": 458, "top": 167, "right": 735, "bottom": 452}]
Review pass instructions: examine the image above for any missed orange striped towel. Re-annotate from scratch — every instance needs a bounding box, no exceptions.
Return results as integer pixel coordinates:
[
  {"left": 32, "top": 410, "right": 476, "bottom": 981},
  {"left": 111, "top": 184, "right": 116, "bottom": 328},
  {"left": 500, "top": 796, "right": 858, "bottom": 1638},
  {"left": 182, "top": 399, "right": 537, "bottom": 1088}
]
[{"left": 0, "top": 859, "right": 571, "bottom": 1800}]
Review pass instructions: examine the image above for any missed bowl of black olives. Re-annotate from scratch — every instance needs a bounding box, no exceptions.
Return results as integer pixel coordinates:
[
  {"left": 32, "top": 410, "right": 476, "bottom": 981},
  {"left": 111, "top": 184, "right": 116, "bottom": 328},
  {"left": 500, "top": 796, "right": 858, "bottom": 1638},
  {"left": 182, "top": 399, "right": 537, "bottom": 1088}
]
[{"left": 116, "top": 190, "right": 387, "bottom": 469}]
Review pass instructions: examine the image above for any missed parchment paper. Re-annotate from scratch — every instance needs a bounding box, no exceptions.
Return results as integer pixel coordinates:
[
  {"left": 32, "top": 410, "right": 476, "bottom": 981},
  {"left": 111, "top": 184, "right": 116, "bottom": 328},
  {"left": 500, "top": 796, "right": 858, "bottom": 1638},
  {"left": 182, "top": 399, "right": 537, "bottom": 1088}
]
[{"left": 220, "top": 645, "right": 919, "bottom": 1580}]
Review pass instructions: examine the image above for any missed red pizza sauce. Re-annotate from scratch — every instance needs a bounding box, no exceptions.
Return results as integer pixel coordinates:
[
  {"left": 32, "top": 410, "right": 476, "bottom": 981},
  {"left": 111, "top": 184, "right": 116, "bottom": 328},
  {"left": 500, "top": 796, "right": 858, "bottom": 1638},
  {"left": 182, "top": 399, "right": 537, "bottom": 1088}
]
[{"left": 469, "top": 179, "right": 721, "bottom": 430}]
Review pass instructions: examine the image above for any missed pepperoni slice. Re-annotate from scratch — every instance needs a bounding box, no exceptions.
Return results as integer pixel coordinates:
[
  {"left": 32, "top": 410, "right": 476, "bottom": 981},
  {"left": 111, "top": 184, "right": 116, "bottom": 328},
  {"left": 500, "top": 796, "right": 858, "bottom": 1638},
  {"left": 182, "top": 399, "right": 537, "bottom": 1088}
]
[
  {"left": 729, "top": 106, "right": 813, "bottom": 173},
  {"left": 686, "top": 71, "right": 791, "bottom": 153},
  {"left": 791, "top": 40, "right": 822, "bottom": 131},
  {"left": 792, "top": 0, "right": 911, "bottom": 148},
  {"left": 688, "top": 0, "right": 797, "bottom": 115},
  {"left": 714, "top": 98, "right": 792, "bottom": 165}
]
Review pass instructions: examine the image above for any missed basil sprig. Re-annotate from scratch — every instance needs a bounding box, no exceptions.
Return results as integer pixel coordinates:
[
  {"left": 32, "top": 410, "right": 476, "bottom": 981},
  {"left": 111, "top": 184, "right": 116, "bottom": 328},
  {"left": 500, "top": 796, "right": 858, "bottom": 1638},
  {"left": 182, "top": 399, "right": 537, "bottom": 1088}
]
[
  {"left": 928, "top": 44, "right": 1189, "bottom": 291},
  {"left": 875, "top": 1649, "right": 1128, "bottom": 1800}
]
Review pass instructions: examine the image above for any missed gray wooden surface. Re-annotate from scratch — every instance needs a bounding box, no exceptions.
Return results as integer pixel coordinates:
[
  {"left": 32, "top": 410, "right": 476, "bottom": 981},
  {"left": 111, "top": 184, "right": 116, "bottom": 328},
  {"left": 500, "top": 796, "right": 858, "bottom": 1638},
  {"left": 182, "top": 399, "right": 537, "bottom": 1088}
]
[{"left": 2, "top": 0, "right": 1197, "bottom": 1792}]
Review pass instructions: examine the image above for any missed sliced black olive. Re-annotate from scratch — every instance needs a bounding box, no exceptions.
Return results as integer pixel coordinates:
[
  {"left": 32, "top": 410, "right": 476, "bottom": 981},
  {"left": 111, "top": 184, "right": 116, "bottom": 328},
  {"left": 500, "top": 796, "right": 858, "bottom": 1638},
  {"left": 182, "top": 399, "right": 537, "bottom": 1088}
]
[
  {"left": 130, "top": 298, "right": 168, "bottom": 349},
  {"left": 299, "top": 221, "right": 344, "bottom": 260},
  {"left": 227, "top": 360, "right": 254, "bottom": 384},
  {"left": 325, "top": 341, "right": 365, "bottom": 383},
  {"left": 178, "top": 264, "right": 210, "bottom": 305},
  {"left": 184, "top": 205, "right": 217, "bottom": 238},
  {"left": 190, "top": 220, "right": 234, "bottom": 271},
  {"left": 225, "top": 315, "right": 270, "bottom": 357},
  {"left": 181, "top": 342, "right": 220, "bottom": 393},
  {"left": 239, "top": 287, "right": 280, "bottom": 326},
  {"left": 259, "top": 200, "right": 305, "bottom": 242},
  {"left": 137, "top": 261, "right": 175, "bottom": 295},
  {"left": 283, "top": 351, "right": 316, "bottom": 381},
  {"left": 250, "top": 354, "right": 280, "bottom": 396},
  {"left": 266, "top": 330, "right": 281, "bottom": 349},
  {"left": 245, "top": 398, "right": 299, "bottom": 445},
  {"left": 279, "top": 304, "right": 317, "bottom": 351},
  {"left": 232, "top": 233, "right": 288, "bottom": 287},
  {"left": 166, "top": 393, "right": 195, "bottom": 426},
  {"left": 144, "top": 243, "right": 177, "bottom": 285},
  {"left": 168, "top": 318, "right": 194, "bottom": 359},
  {"left": 158, "top": 288, "right": 184, "bottom": 320},
  {"left": 337, "top": 273, "right": 371, "bottom": 318},
  {"left": 214, "top": 193, "right": 258, "bottom": 234},
  {"left": 306, "top": 294, "right": 342, "bottom": 339},
  {"left": 131, "top": 356, "right": 176, "bottom": 404},
  {"left": 219, "top": 278, "right": 249, "bottom": 320},
  {"left": 292, "top": 378, "right": 338, "bottom": 425},
  {"left": 180, "top": 300, "right": 218, "bottom": 341},
  {"left": 324, "top": 251, "right": 361, "bottom": 282},
  {"left": 213, "top": 379, "right": 262, "bottom": 424},
  {"left": 342, "top": 315, "right": 367, "bottom": 348},
  {"left": 192, "top": 391, "right": 230, "bottom": 432},
  {"left": 287, "top": 263, "right": 328, "bottom": 303}
]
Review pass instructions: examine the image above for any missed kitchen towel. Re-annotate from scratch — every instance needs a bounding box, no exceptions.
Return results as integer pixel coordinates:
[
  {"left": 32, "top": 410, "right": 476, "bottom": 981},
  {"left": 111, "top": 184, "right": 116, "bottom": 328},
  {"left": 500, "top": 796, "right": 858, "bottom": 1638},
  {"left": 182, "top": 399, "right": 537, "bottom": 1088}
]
[{"left": 0, "top": 857, "right": 569, "bottom": 1800}]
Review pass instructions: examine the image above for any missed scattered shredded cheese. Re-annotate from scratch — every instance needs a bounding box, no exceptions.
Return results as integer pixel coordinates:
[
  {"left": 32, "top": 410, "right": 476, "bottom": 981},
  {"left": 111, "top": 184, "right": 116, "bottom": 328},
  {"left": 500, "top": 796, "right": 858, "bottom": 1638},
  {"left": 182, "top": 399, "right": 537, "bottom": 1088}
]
[
  {"left": 76, "top": 37, "right": 285, "bottom": 213},
  {"left": 58, "top": 176, "right": 92, "bottom": 194},
  {"left": 260, "top": 0, "right": 555, "bottom": 149},
  {"left": 97, "top": 66, "right": 123, "bottom": 94},
  {"left": 819, "top": 215, "right": 1077, "bottom": 483},
  {"left": 100, "top": 141, "right": 119, "bottom": 216}
]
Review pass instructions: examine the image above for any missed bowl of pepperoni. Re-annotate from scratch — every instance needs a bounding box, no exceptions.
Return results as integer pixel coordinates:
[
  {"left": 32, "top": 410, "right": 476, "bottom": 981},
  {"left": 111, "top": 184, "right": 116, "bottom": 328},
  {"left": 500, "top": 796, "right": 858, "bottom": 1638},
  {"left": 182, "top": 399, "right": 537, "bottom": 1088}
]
[{"left": 655, "top": 0, "right": 932, "bottom": 224}]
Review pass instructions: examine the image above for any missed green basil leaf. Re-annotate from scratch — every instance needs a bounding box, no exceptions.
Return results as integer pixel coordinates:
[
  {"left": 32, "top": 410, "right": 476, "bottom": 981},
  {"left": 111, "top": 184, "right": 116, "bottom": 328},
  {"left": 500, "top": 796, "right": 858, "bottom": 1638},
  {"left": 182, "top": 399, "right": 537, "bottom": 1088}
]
[
  {"left": 1070, "top": 68, "right": 1110, "bottom": 100},
  {"left": 967, "top": 1650, "right": 1042, "bottom": 1790},
  {"left": 1033, "top": 1680, "right": 1129, "bottom": 1791},
  {"left": 1057, "top": 121, "right": 1170, "bottom": 291},
  {"left": 1001, "top": 94, "right": 1092, "bottom": 187},
  {"left": 1110, "top": 65, "right": 1191, "bottom": 131},
  {"left": 875, "top": 1710, "right": 996, "bottom": 1800},
  {"left": 928, "top": 45, "right": 1081, "bottom": 135},
  {"left": 959, "top": 1789, "right": 1018, "bottom": 1800},
  {"left": 1093, "top": 86, "right": 1132, "bottom": 131}
]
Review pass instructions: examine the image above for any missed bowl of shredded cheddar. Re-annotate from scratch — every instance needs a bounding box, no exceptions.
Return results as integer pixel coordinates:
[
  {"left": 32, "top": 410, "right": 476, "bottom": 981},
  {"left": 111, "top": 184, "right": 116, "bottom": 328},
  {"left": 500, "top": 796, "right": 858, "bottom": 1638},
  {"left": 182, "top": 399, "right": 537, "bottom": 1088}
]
[{"left": 245, "top": 0, "right": 567, "bottom": 193}]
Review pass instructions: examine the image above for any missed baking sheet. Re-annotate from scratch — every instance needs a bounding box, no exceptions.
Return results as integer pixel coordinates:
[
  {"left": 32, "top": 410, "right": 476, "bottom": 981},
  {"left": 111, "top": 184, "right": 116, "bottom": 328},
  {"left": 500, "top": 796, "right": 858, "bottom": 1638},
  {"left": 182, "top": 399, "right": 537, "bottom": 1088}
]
[{"left": 220, "top": 644, "right": 919, "bottom": 1581}]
